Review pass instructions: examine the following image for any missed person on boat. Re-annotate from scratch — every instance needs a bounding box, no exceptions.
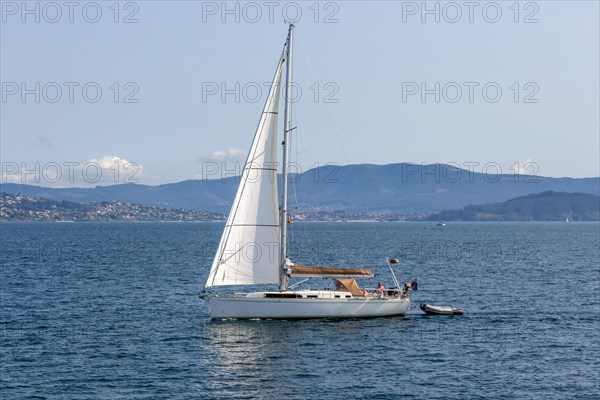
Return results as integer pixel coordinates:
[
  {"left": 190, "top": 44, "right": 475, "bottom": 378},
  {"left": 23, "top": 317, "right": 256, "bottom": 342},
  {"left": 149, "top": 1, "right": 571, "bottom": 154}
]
[
  {"left": 402, "top": 282, "right": 411, "bottom": 299},
  {"left": 362, "top": 287, "right": 369, "bottom": 297},
  {"left": 375, "top": 282, "right": 385, "bottom": 297},
  {"left": 411, "top": 277, "right": 418, "bottom": 291}
]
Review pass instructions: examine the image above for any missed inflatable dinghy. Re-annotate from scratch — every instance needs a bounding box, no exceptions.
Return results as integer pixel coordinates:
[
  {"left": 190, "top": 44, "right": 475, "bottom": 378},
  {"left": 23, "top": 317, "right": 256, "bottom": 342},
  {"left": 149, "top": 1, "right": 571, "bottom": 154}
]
[{"left": 420, "top": 303, "right": 464, "bottom": 315}]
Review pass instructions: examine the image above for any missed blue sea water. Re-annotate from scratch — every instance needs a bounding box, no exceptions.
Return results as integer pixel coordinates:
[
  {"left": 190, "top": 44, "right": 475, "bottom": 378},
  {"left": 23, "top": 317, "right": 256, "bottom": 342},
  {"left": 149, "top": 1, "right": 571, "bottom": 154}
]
[{"left": 1, "top": 222, "right": 599, "bottom": 399}]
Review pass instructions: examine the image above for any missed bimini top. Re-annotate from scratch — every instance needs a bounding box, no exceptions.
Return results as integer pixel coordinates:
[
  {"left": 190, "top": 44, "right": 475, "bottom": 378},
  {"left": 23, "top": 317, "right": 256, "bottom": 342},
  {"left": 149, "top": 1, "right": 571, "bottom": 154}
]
[
  {"left": 334, "top": 278, "right": 363, "bottom": 296},
  {"left": 288, "top": 265, "right": 373, "bottom": 278}
]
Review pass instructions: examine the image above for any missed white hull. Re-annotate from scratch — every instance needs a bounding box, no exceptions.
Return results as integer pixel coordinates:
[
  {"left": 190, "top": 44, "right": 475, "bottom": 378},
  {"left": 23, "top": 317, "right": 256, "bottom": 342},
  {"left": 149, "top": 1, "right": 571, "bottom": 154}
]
[{"left": 208, "top": 294, "right": 411, "bottom": 320}]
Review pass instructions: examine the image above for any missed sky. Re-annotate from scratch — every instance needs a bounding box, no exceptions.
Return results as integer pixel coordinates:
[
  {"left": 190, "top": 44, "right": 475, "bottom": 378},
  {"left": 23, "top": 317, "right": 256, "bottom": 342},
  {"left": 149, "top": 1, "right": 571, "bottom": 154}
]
[{"left": 1, "top": 0, "right": 599, "bottom": 187}]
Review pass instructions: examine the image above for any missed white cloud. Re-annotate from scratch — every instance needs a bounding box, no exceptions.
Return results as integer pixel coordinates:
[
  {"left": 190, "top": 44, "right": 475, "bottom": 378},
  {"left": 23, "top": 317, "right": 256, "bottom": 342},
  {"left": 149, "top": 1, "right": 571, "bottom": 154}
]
[
  {"left": 196, "top": 149, "right": 247, "bottom": 181},
  {"left": 1, "top": 171, "right": 22, "bottom": 184},
  {"left": 202, "top": 148, "right": 246, "bottom": 163},
  {"left": 89, "top": 155, "right": 142, "bottom": 172},
  {"left": 1, "top": 156, "right": 144, "bottom": 187},
  {"left": 512, "top": 159, "right": 537, "bottom": 175},
  {"left": 85, "top": 155, "right": 144, "bottom": 184}
]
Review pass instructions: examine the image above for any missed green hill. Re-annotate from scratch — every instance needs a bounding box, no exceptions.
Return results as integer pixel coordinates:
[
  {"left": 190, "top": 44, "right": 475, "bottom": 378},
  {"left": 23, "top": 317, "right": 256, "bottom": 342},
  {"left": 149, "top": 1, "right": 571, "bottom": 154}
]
[{"left": 426, "top": 191, "right": 600, "bottom": 221}]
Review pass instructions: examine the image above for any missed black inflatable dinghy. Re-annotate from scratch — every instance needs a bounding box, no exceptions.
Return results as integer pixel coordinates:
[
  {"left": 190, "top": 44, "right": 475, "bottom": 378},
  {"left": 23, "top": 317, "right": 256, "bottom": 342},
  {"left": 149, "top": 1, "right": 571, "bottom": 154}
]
[{"left": 420, "top": 303, "right": 464, "bottom": 315}]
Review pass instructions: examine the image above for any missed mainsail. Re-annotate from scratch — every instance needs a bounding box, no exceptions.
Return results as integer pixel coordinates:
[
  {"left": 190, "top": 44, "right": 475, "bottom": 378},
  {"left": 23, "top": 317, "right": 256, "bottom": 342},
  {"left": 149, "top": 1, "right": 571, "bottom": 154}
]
[{"left": 205, "top": 52, "right": 285, "bottom": 288}]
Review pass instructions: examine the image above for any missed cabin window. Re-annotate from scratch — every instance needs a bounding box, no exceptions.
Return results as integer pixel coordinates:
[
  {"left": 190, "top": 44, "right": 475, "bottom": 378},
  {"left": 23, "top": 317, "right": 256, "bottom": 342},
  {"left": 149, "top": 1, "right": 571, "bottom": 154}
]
[
  {"left": 265, "top": 293, "right": 301, "bottom": 299},
  {"left": 345, "top": 295, "right": 351, "bottom": 298},
  {"left": 307, "top": 295, "right": 317, "bottom": 298},
  {"left": 335, "top": 295, "right": 340, "bottom": 298}
]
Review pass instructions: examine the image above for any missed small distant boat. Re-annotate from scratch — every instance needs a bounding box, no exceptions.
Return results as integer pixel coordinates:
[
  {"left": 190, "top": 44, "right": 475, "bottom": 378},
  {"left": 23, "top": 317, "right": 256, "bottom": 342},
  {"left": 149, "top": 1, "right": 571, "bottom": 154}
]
[
  {"left": 420, "top": 303, "right": 464, "bottom": 315},
  {"left": 565, "top": 217, "right": 570, "bottom": 222},
  {"left": 437, "top": 221, "right": 445, "bottom": 226}
]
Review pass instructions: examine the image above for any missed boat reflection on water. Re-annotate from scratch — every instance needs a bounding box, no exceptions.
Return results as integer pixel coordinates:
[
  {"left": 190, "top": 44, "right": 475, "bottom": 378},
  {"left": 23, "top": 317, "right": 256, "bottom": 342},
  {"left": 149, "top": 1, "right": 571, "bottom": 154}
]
[
  {"left": 198, "top": 321, "right": 288, "bottom": 397},
  {"left": 196, "top": 317, "right": 417, "bottom": 396},
  {"left": 198, "top": 320, "right": 331, "bottom": 396}
]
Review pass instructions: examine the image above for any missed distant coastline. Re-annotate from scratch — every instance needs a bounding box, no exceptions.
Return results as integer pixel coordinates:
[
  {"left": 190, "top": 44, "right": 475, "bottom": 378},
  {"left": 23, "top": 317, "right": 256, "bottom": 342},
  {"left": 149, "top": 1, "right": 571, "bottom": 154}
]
[
  {"left": 0, "top": 193, "right": 225, "bottom": 223},
  {"left": 2, "top": 191, "right": 598, "bottom": 222}
]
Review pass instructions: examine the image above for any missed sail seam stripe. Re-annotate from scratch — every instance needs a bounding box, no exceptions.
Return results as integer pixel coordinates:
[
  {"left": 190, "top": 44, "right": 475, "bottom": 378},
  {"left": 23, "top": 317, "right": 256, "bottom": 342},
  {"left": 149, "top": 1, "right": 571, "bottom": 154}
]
[{"left": 225, "top": 224, "right": 279, "bottom": 227}]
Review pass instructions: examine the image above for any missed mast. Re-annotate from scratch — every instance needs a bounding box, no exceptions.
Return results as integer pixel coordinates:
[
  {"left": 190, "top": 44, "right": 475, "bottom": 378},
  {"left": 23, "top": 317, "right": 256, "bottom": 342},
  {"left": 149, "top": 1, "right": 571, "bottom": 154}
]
[{"left": 279, "top": 24, "right": 294, "bottom": 291}]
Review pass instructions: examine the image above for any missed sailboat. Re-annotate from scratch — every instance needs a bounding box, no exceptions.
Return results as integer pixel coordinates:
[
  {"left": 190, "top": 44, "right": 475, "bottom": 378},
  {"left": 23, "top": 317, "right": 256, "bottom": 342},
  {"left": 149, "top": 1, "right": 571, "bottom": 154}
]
[{"left": 200, "top": 25, "right": 411, "bottom": 319}]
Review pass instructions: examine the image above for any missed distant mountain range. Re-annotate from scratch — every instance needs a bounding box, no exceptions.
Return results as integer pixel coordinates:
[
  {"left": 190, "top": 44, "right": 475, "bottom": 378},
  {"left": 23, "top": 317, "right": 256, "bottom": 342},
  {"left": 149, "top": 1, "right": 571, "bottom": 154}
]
[
  {"left": 426, "top": 191, "right": 600, "bottom": 221},
  {"left": 2, "top": 163, "right": 599, "bottom": 214}
]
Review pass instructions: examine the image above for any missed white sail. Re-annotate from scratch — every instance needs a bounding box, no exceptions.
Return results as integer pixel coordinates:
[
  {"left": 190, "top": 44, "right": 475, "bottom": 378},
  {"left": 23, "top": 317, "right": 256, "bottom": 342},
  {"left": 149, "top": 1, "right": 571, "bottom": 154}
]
[{"left": 205, "top": 54, "right": 285, "bottom": 288}]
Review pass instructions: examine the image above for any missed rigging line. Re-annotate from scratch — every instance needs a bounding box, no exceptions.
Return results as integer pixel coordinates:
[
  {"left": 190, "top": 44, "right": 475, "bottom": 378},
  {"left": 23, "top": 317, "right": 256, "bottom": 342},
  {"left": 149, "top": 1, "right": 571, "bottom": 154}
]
[
  {"left": 297, "top": 36, "right": 359, "bottom": 255},
  {"left": 297, "top": 35, "right": 352, "bottom": 165},
  {"left": 288, "top": 125, "right": 294, "bottom": 255},
  {"left": 297, "top": 35, "right": 389, "bottom": 268},
  {"left": 295, "top": 34, "right": 355, "bottom": 265},
  {"left": 285, "top": 69, "right": 301, "bottom": 255},
  {"left": 288, "top": 32, "right": 310, "bottom": 265},
  {"left": 286, "top": 62, "right": 294, "bottom": 258},
  {"left": 296, "top": 171, "right": 361, "bottom": 268},
  {"left": 291, "top": 106, "right": 300, "bottom": 212},
  {"left": 288, "top": 114, "right": 301, "bottom": 257}
]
